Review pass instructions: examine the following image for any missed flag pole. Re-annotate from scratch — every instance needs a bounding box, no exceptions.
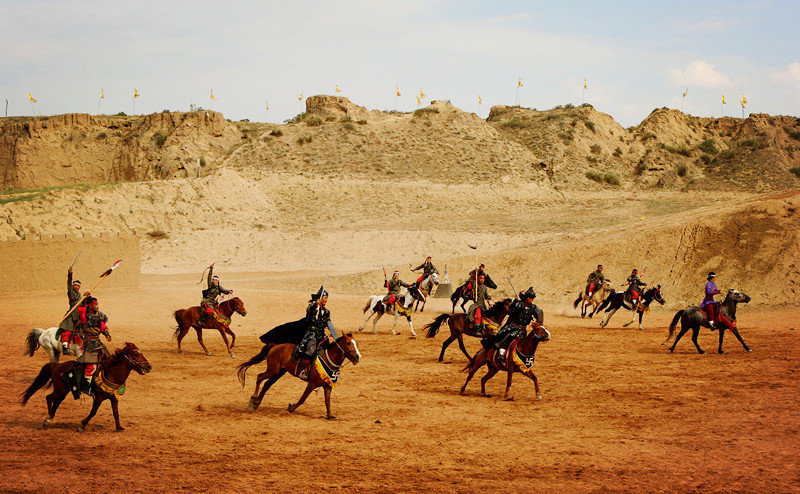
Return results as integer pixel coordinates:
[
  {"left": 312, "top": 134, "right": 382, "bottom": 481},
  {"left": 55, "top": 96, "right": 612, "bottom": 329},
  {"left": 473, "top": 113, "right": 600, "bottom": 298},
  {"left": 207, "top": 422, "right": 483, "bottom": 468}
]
[{"left": 55, "top": 260, "right": 122, "bottom": 328}]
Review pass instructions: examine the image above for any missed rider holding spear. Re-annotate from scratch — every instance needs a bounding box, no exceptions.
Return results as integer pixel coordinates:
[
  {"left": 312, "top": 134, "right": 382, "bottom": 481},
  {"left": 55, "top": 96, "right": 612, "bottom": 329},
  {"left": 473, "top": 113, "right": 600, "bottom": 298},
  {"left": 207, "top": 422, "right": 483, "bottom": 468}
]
[{"left": 58, "top": 251, "right": 84, "bottom": 354}]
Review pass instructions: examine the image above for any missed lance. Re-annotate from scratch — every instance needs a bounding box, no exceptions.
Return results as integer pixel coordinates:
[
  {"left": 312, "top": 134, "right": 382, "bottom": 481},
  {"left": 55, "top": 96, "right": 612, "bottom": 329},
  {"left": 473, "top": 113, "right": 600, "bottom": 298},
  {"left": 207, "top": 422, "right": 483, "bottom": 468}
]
[
  {"left": 468, "top": 242, "right": 479, "bottom": 300},
  {"left": 56, "top": 260, "right": 122, "bottom": 327},
  {"left": 69, "top": 250, "right": 83, "bottom": 269}
]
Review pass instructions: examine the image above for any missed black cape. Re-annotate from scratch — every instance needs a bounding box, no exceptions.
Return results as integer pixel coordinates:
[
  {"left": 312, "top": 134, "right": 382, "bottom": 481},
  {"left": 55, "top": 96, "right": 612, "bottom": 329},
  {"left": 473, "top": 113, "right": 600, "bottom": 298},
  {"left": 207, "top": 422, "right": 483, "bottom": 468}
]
[{"left": 259, "top": 318, "right": 306, "bottom": 346}]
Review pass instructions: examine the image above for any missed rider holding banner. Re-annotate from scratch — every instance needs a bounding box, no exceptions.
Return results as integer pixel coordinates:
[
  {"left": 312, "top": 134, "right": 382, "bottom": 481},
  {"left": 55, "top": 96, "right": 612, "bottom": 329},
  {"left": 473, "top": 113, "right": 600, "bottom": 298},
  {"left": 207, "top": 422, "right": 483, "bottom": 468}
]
[
  {"left": 75, "top": 296, "right": 112, "bottom": 395},
  {"left": 59, "top": 267, "right": 84, "bottom": 355}
]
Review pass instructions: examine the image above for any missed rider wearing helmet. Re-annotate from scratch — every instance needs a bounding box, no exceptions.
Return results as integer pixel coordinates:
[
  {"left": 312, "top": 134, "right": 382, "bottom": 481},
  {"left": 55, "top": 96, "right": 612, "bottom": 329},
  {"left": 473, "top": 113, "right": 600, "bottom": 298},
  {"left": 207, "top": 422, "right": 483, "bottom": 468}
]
[
  {"left": 75, "top": 296, "right": 112, "bottom": 395},
  {"left": 625, "top": 269, "right": 646, "bottom": 307},
  {"left": 482, "top": 287, "right": 540, "bottom": 362},
  {"left": 295, "top": 286, "right": 339, "bottom": 379},
  {"left": 199, "top": 264, "right": 233, "bottom": 325},
  {"left": 701, "top": 271, "right": 721, "bottom": 329},
  {"left": 383, "top": 271, "right": 409, "bottom": 309},
  {"left": 586, "top": 264, "right": 605, "bottom": 298},
  {"left": 59, "top": 267, "right": 83, "bottom": 354},
  {"left": 411, "top": 256, "right": 439, "bottom": 285}
]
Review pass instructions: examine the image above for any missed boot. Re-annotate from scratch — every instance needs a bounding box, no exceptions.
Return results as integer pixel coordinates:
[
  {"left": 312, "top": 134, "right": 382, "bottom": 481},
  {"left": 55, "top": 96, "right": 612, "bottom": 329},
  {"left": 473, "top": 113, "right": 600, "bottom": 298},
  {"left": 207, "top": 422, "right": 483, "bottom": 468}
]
[
  {"left": 62, "top": 342, "right": 70, "bottom": 355},
  {"left": 497, "top": 347, "right": 507, "bottom": 363},
  {"left": 81, "top": 377, "right": 94, "bottom": 396},
  {"left": 473, "top": 324, "right": 484, "bottom": 336}
]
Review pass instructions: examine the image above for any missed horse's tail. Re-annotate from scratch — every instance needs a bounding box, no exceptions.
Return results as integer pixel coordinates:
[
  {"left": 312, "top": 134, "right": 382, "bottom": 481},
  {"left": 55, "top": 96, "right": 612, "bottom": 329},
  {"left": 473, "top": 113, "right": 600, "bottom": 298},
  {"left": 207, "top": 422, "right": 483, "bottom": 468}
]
[
  {"left": 236, "top": 344, "right": 276, "bottom": 386},
  {"left": 20, "top": 362, "right": 57, "bottom": 405},
  {"left": 172, "top": 310, "right": 185, "bottom": 339},
  {"left": 597, "top": 296, "right": 611, "bottom": 311},
  {"left": 361, "top": 298, "right": 373, "bottom": 314},
  {"left": 24, "top": 328, "right": 43, "bottom": 357},
  {"left": 424, "top": 314, "right": 450, "bottom": 338},
  {"left": 572, "top": 293, "right": 582, "bottom": 309},
  {"left": 663, "top": 310, "right": 685, "bottom": 345}
]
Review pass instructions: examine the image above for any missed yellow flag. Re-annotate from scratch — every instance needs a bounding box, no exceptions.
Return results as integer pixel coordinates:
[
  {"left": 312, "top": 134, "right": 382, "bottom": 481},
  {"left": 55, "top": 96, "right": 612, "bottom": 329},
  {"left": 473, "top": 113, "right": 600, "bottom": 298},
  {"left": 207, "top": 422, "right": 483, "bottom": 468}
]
[
  {"left": 299, "top": 91, "right": 303, "bottom": 101},
  {"left": 416, "top": 96, "right": 421, "bottom": 105},
  {"left": 27, "top": 92, "right": 37, "bottom": 103},
  {"left": 721, "top": 94, "right": 726, "bottom": 104},
  {"left": 518, "top": 78, "right": 523, "bottom": 87},
  {"left": 419, "top": 88, "right": 426, "bottom": 98},
  {"left": 741, "top": 94, "right": 747, "bottom": 106},
  {"left": 396, "top": 85, "right": 401, "bottom": 96},
  {"left": 266, "top": 100, "right": 269, "bottom": 110},
  {"left": 134, "top": 89, "right": 139, "bottom": 99},
  {"left": 335, "top": 84, "right": 341, "bottom": 93},
  {"left": 100, "top": 89, "right": 104, "bottom": 99},
  {"left": 478, "top": 95, "right": 482, "bottom": 105},
  {"left": 683, "top": 87, "right": 688, "bottom": 98},
  {"left": 210, "top": 89, "right": 216, "bottom": 101},
  {"left": 584, "top": 78, "right": 587, "bottom": 89}
]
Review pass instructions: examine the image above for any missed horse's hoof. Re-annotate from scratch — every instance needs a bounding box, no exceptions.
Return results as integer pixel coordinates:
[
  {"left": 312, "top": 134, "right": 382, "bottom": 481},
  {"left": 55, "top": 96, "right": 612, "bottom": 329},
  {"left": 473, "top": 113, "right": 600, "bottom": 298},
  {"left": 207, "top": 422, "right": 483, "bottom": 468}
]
[
  {"left": 76, "top": 425, "right": 85, "bottom": 433},
  {"left": 42, "top": 418, "right": 51, "bottom": 429},
  {"left": 623, "top": 323, "right": 631, "bottom": 327},
  {"left": 699, "top": 350, "right": 706, "bottom": 354},
  {"left": 115, "top": 426, "right": 126, "bottom": 432},
  {"left": 206, "top": 352, "right": 213, "bottom": 356},
  {"left": 746, "top": 348, "right": 753, "bottom": 352},
  {"left": 536, "top": 394, "right": 543, "bottom": 400},
  {"left": 178, "top": 351, "right": 184, "bottom": 355},
  {"left": 718, "top": 350, "right": 724, "bottom": 354},
  {"left": 230, "top": 354, "right": 236, "bottom": 359},
  {"left": 327, "top": 416, "right": 339, "bottom": 421}
]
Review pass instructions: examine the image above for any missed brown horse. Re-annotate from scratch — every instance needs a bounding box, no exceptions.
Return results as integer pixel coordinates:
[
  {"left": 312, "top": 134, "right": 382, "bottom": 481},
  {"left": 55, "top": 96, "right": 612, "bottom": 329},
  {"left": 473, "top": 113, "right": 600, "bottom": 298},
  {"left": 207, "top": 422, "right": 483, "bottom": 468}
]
[
  {"left": 237, "top": 333, "right": 361, "bottom": 420},
  {"left": 20, "top": 342, "right": 152, "bottom": 432},
  {"left": 460, "top": 322, "right": 551, "bottom": 401},
  {"left": 424, "top": 298, "right": 515, "bottom": 362},
  {"left": 173, "top": 297, "right": 246, "bottom": 358}
]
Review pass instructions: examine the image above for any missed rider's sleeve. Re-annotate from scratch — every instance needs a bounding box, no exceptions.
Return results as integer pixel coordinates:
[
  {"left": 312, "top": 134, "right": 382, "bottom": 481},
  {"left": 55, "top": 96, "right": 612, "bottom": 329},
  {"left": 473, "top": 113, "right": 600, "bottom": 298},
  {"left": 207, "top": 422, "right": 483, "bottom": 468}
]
[
  {"left": 78, "top": 306, "right": 88, "bottom": 324},
  {"left": 220, "top": 286, "right": 232, "bottom": 295},
  {"left": 207, "top": 266, "right": 214, "bottom": 288},
  {"left": 326, "top": 320, "right": 339, "bottom": 339}
]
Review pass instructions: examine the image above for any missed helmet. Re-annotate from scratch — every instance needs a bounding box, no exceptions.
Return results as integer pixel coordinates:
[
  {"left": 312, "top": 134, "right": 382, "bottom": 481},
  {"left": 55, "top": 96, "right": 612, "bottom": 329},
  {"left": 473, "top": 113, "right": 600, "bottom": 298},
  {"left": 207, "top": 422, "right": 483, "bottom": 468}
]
[
  {"left": 311, "top": 286, "right": 329, "bottom": 300},
  {"left": 520, "top": 287, "right": 537, "bottom": 300}
]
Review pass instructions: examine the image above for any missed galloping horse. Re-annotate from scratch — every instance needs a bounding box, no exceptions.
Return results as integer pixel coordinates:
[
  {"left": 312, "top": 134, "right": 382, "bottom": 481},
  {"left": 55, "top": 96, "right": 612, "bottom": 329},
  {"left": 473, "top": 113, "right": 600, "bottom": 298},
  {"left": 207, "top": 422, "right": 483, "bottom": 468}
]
[
  {"left": 572, "top": 280, "right": 613, "bottom": 318},
  {"left": 173, "top": 296, "right": 247, "bottom": 358},
  {"left": 237, "top": 334, "right": 361, "bottom": 420},
  {"left": 424, "top": 298, "right": 517, "bottom": 362},
  {"left": 460, "top": 322, "right": 551, "bottom": 401},
  {"left": 359, "top": 284, "right": 425, "bottom": 337},
  {"left": 413, "top": 273, "right": 440, "bottom": 312},
  {"left": 24, "top": 327, "right": 83, "bottom": 363},
  {"left": 664, "top": 289, "right": 751, "bottom": 354},
  {"left": 450, "top": 274, "right": 498, "bottom": 313},
  {"left": 20, "top": 342, "right": 151, "bottom": 432},
  {"left": 598, "top": 285, "right": 665, "bottom": 330}
]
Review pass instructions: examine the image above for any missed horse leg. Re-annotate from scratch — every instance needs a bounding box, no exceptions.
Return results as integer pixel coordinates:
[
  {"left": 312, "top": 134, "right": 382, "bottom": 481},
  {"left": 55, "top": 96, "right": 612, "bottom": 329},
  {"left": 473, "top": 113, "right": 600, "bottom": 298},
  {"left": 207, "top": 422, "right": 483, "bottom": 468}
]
[
  {"left": 44, "top": 391, "right": 67, "bottom": 428},
  {"left": 460, "top": 354, "right": 484, "bottom": 394},
  {"left": 690, "top": 325, "right": 705, "bottom": 354},
  {"left": 359, "top": 309, "right": 373, "bottom": 332},
  {"left": 250, "top": 370, "right": 285, "bottom": 412},
  {"left": 226, "top": 327, "right": 237, "bottom": 350},
  {"left": 216, "top": 327, "right": 235, "bottom": 359},
  {"left": 517, "top": 370, "right": 542, "bottom": 401},
  {"left": 176, "top": 321, "right": 190, "bottom": 355},
  {"left": 287, "top": 382, "right": 316, "bottom": 414},
  {"left": 480, "top": 365, "right": 500, "bottom": 397},
  {"left": 323, "top": 386, "right": 337, "bottom": 420},
  {"left": 371, "top": 312, "right": 383, "bottom": 334},
  {"left": 460, "top": 299, "right": 468, "bottom": 313},
  {"left": 406, "top": 316, "right": 416, "bottom": 338},
  {"left": 638, "top": 311, "right": 645, "bottom": 331},
  {"left": 109, "top": 397, "right": 125, "bottom": 432},
  {"left": 77, "top": 395, "right": 105, "bottom": 432},
  {"left": 731, "top": 327, "right": 752, "bottom": 353},
  {"left": 194, "top": 327, "right": 212, "bottom": 356},
  {"left": 438, "top": 336, "right": 457, "bottom": 362},
  {"left": 622, "top": 309, "right": 636, "bottom": 328},
  {"left": 601, "top": 307, "right": 617, "bottom": 328},
  {"left": 455, "top": 334, "right": 471, "bottom": 361},
  {"left": 503, "top": 368, "right": 516, "bottom": 401}
]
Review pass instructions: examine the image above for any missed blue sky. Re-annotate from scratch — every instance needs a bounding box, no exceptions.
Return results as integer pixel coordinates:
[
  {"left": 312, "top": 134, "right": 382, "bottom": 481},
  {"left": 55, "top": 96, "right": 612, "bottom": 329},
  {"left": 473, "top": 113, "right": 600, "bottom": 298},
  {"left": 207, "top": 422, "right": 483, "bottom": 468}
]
[{"left": 2, "top": 0, "right": 798, "bottom": 126}]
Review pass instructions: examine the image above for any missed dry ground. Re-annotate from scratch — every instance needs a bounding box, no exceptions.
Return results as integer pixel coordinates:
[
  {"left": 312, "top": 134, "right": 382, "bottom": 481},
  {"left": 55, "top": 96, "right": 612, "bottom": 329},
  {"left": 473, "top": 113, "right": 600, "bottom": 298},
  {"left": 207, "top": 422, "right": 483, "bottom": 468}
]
[{"left": 2, "top": 273, "right": 798, "bottom": 493}]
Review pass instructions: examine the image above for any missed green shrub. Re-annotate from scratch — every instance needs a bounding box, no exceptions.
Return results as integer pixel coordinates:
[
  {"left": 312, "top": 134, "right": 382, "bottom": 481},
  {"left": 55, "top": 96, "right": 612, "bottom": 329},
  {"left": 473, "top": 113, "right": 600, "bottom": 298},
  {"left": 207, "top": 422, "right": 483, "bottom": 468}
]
[
  {"left": 285, "top": 113, "right": 306, "bottom": 124},
  {"left": 305, "top": 115, "right": 323, "bottom": 126},
  {"left": 641, "top": 132, "right": 656, "bottom": 141},
  {"left": 96, "top": 132, "right": 107, "bottom": 140},
  {"left": 635, "top": 159, "right": 647, "bottom": 175},
  {"left": 269, "top": 129, "right": 283, "bottom": 137},
  {"left": 699, "top": 154, "right": 712, "bottom": 164},
  {"left": 154, "top": 132, "right": 168, "bottom": 147},
  {"left": 564, "top": 103, "right": 575, "bottom": 109},
  {"left": 719, "top": 149, "right": 736, "bottom": 160},
  {"left": 342, "top": 122, "right": 355, "bottom": 131},
  {"left": 147, "top": 229, "right": 168, "bottom": 239},
  {"left": 296, "top": 135, "right": 313, "bottom": 145},
  {"left": 613, "top": 147, "right": 622, "bottom": 157},
  {"left": 604, "top": 173, "right": 620, "bottom": 185},
  {"left": 341, "top": 116, "right": 352, "bottom": 122},
  {"left": 357, "top": 119, "right": 367, "bottom": 125},
  {"left": 790, "top": 167, "right": 800, "bottom": 179},
  {"left": 580, "top": 103, "right": 594, "bottom": 108},
  {"left": 115, "top": 112, "right": 127, "bottom": 116},
  {"left": 584, "top": 120, "right": 596, "bottom": 132},
  {"left": 413, "top": 107, "right": 439, "bottom": 117},
  {"left": 677, "top": 163, "right": 688, "bottom": 177},
  {"left": 590, "top": 144, "right": 602, "bottom": 154},
  {"left": 698, "top": 139, "right": 717, "bottom": 154},
  {"left": 586, "top": 171, "right": 603, "bottom": 183},
  {"left": 501, "top": 118, "right": 526, "bottom": 129}
]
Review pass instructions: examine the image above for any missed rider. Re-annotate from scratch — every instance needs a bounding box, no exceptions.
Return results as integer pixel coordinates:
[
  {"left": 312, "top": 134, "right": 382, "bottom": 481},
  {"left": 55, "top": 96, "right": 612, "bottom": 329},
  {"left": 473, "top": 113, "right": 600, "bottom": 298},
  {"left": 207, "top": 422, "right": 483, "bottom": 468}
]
[
  {"left": 586, "top": 264, "right": 605, "bottom": 298},
  {"left": 59, "top": 266, "right": 83, "bottom": 355},
  {"left": 464, "top": 264, "right": 487, "bottom": 298},
  {"left": 411, "top": 256, "right": 439, "bottom": 285},
  {"left": 295, "top": 286, "right": 339, "bottom": 379},
  {"left": 75, "top": 296, "right": 112, "bottom": 395},
  {"left": 198, "top": 264, "right": 233, "bottom": 325},
  {"left": 383, "top": 271, "right": 409, "bottom": 308},
  {"left": 482, "top": 287, "right": 540, "bottom": 362},
  {"left": 701, "top": 271, "right": 721, "bottom": 329},
  {"left": 468, "top": 273, "right": 492, "bottom": 335},
  {"left": 625, "top": 269, "right": 646, "bottom": 307}
]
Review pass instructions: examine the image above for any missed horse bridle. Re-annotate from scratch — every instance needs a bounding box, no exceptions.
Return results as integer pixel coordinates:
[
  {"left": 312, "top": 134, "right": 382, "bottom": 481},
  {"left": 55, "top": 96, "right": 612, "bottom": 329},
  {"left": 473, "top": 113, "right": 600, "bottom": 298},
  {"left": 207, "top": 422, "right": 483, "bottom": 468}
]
[
  {"left": 124, "top": 350, "right": 150, "bottom": 371},
  {"left": 326, "top": 338, "right": 357, "bottom": 368}
]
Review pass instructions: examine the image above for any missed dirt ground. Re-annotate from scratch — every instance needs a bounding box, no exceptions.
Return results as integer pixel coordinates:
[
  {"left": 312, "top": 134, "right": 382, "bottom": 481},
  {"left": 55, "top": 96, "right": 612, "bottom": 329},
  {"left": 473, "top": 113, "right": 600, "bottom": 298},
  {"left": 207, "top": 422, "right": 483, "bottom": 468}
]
[{"left": 1, "top": 273, "right": 798, "bottom": 493}]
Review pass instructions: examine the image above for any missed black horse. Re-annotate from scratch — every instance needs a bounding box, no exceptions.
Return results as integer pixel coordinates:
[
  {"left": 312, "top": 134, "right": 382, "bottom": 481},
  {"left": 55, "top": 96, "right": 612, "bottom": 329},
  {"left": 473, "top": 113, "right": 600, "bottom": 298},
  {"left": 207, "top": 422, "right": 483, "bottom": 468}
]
[
  {"left": 450, "top": 274, "right": 498, "bottom": 313},
  {"left": 664, "top": 289, "right": 751, "bottom": 354},
  {"left": 598, "top": 285, "right": 665, "bottom": 330}
]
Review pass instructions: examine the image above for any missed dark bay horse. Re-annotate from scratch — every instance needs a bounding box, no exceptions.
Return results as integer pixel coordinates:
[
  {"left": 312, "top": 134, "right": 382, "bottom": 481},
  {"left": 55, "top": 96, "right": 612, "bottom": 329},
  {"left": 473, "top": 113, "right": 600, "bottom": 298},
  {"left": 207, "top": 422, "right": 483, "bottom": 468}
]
[
  {"left": 237, "top": 334, "right": 361, "bottom": 420},
  {"left": 450, "top": 274, "right": 498, "bottom": 313},
  {"left": 460, "top": 322, "right": 551, "bottom": 401},
  {"left": 20, "top": 342, "right": 151, "bottom": 432},
  {"left": 665, "top": 289, "right": 751, "bottom": 354},
  {"left": 424, "top": 298, "right": 516, "bottom": 362},
  {"left": 598, "top": 285, "right": 665, "bottom": 330},
  {"left": 173, "top": 297, "right": 246, "bottom": 358}
]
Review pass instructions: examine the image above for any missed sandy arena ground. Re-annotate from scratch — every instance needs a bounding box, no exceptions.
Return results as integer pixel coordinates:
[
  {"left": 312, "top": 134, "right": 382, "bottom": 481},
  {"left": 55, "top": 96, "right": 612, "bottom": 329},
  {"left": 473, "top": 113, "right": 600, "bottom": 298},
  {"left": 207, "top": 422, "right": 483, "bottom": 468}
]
[{"left": 1, "top": 272, "right": 798, "bottom": 493}]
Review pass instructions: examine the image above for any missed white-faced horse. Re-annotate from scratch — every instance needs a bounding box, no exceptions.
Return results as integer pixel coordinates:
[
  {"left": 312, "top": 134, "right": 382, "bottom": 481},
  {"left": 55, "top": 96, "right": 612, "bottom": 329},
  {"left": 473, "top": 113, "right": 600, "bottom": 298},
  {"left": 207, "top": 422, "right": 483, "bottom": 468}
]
[
  {"left": 414, "top": 273, "right": 440, "bottom": 312},
  {"left": 24, "top": 327, "right": 83, "bottom": 363},
  {"left": 359, "top": 284, "right": 425, "bottom": 337}
]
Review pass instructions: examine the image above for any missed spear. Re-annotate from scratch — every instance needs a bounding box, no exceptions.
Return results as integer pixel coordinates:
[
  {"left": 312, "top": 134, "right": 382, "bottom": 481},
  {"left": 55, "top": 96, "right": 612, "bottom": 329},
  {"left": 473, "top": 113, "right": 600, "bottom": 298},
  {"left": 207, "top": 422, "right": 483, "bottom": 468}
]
[
  {"left": 468, "top": 242, "right": 478, "bottom": 300},
  {"left": 56, "top": 260, "right": 122, "bottom": 327}
]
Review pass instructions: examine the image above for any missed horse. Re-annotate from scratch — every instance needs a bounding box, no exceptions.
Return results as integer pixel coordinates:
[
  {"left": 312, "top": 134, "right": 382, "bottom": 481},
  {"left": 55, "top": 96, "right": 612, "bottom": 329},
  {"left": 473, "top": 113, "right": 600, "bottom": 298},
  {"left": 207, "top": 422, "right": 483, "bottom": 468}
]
[
  {"left": 460, "top": 322, "right": 551, "bottom": 401},
  {"left": 359, "top": 284, "right": 426, "bottom": 337},
  {"left": 572, "top": 280, "right": 613, "bottom": 318},
  {"left": 236, "top": 334, "right": 361, "bottom": 420},
  {"left": 413, "top": 273, "right": 440, "bottom": 312},
  {"left": 424, "top": 298, "right": 520, "bottom": 362},
  {"left": 20, "top": 342, "right": 152, "bottom": 432},
  {"left": 450, "top": 274, "right": 498, "bottom": 313},
  {"left": 598, "top": 285, "right": 665, "bottom": 330},
  {"left": 172, "top": 296, "right": 247, "bottom": 358},
  {"left": 664, "top": 289, "right": 751, "bottom": 354},
  {"left": 24, "top": 327, "right": 83, "bottom": 363}
]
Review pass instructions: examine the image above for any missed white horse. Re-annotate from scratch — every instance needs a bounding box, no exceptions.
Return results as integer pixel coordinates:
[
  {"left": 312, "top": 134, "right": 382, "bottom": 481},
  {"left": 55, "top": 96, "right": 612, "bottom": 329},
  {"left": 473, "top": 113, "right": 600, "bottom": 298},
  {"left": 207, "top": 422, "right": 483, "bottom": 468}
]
[
  {"left": 414, "top": 273, "right": 440, "bottom": 312},
  {"left": 359, "top": 285, "right": 425, "bottom": 337},
  {"left": 24, "top": 327, "right": 83, "bottom": 363}
]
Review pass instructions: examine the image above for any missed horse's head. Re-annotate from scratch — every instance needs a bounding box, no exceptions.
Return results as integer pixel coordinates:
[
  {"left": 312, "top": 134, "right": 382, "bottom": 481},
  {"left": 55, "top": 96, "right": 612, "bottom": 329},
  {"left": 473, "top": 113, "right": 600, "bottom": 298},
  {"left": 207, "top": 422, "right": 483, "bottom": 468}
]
[
  {"left": 529, "top": 322, "right": 551, "bottom": 343},
  {"left": 727, "top": 289, "right": 751, "bottom": 304},
  {"left": 430, "top": 273, "right": 440, "bottom": 285},
  {"left": 229, "top": 297, "right": 247, "bottom": 316},
  {"left": 336, "top": 333, "right": 361, "bottom": 365},
  {"left": 117, "top": 342, "right": 152, "bottom": 375},
  {"left": 652, "top": 285, "right": 666, "bottom": 305}
]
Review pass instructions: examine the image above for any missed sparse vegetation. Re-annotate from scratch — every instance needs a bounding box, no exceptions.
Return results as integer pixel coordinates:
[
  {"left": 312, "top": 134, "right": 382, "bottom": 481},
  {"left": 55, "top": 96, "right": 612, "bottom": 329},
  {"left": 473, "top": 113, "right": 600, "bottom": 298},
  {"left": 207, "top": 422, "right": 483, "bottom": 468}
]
[
  {"left": 96, "top": 132, "right": 107, "bottom": 140},
  {"left": 305, "top": 115, "right": 323, "bottom": 126},
  {"left": 0, "top": 194, "right": 38, "bottom": 205},
  {"left": 269, "top": 129, "right": 283, "bottom": 137},
  {"left": 784, "top": 127, "right": 800, "bottom": 140},
  {"left": 790, "top": 167, "right": 800, "bottom": 178},
  {"left": 357, "top": 119, "right": 367, "bottom": 125},
  {"left": 590, "top": 144, "right": 602, "bottom": 154},
  {"left": 584, "top": 120, "right": 596, "bottom": 132},
  {"left": 613, "top": 147, "right": 622, "bottom": 157},
  {"left": 154, "top": 132, "right": 168, "bottom": 147},
  {"left": 738, "top": 138, "right": 762, "bottom": 150},
  {"left": 586, "top": 171, "right": 620, "bottom": 185},
  {"left": 677, "top": 163, "right": 688, "bottom": 177},
  {"left": 641, "top": 133, "right": 657, "bottom": 141},
  {"left": 635, "top": 159, "right": 647, "bottom": 175},
  {"left": 700, "top": 154, "right": 712, "bottom": 164},
  {"left": 342, "top": 122, "right": 356, "bottom": 131},
  {"left": 698, "top": 139, "right": 717, "bottom": 154},
  {"left": 297, "top": 135, "right": 313, "bottom": 145},
  {"left": 501, "top": 118, "right": 526, "bottom": 129},
  {"left": 285, "top": 113, "right": 306, "bottom": 124},
  {"left": 413, "top": 107, "right": 439, "bottom": 117}
]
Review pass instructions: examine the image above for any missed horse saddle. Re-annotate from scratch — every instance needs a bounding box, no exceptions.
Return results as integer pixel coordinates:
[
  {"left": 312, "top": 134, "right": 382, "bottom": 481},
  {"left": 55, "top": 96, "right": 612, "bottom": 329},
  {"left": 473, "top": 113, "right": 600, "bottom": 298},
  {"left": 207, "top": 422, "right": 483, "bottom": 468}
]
[{"left": 481, "top": 318, "right": 499, "bottom": 334}]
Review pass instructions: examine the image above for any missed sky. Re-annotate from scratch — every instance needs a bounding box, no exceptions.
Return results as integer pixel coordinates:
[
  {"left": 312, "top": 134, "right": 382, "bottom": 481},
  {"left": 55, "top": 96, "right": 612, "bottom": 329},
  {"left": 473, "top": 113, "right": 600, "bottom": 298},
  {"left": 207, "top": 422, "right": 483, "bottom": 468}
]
[{"left": 2, "top": 0, "right": 799, "bottom": 127}]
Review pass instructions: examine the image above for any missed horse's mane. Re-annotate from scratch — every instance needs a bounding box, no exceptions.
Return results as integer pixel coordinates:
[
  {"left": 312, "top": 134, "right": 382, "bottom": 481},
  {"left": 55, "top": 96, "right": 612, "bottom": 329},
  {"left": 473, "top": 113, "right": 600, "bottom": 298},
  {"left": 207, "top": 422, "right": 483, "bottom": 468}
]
[
  {"left": 486, "top": 298, "right": 512, "bottom": 317},
  {"left": 99, "top": 342, "right": 136, "bottom": 370}
]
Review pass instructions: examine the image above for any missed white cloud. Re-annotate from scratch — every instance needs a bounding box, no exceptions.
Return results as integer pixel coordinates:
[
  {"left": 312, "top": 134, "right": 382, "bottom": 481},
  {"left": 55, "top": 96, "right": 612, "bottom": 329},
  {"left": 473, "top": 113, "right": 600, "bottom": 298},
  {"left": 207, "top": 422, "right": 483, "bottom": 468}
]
[
  {"left": 669, "top": 60, "right": 732, "bottom": 88},
  {"left": 770, "top": 62, "right": 800, "bottom": 91}
]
